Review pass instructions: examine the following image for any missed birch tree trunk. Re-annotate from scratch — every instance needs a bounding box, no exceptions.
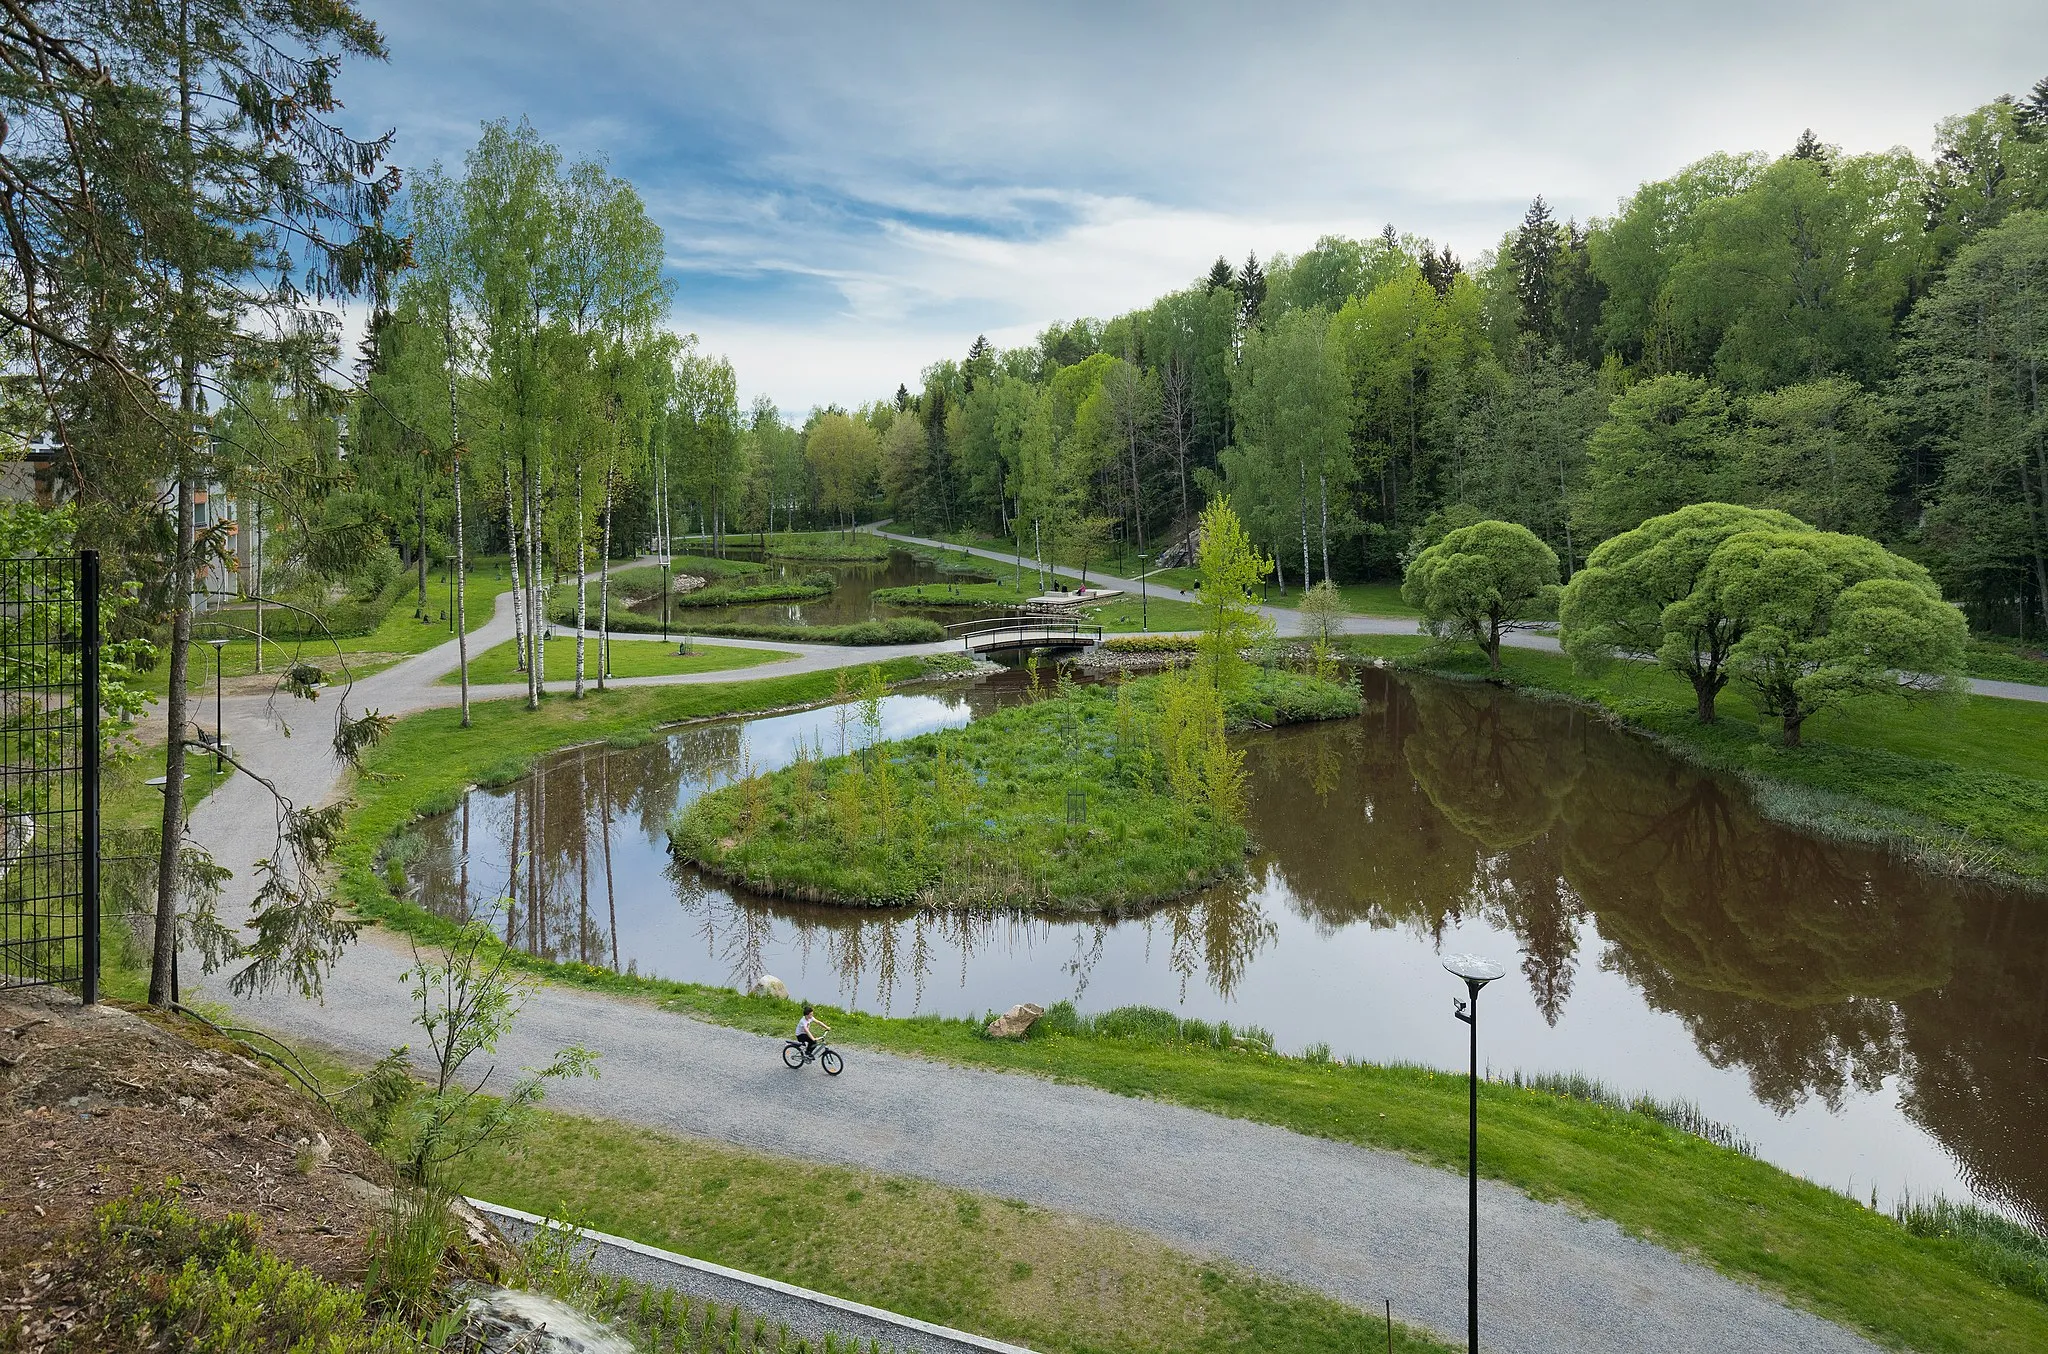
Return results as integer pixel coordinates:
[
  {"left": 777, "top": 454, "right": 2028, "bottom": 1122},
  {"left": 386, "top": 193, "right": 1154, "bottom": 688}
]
[
  {"left": 504, "top": 461, "right": 527, "bottom": 674},
  {"left": 573, "top": 456, "right": 587, "bottom": 699}
]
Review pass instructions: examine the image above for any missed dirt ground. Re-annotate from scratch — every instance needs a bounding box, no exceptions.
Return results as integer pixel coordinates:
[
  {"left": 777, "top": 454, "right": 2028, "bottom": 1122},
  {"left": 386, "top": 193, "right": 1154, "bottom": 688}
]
[{"left": 0, "top": 989, "right": 503, "bottom": 1348}]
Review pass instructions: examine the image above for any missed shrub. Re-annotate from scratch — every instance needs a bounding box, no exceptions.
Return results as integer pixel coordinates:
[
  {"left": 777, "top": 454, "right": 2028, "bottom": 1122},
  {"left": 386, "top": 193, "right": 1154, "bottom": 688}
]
[{"left": 1103, "top": 634, "right": 1199, "bottom": 653}]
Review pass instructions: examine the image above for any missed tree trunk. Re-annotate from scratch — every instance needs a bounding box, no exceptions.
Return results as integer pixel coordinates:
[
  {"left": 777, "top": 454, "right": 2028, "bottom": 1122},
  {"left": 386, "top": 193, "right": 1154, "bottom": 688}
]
[
  {"left": 150, "top": 472, "right": 196, "bottom": 1006},
  {"left": 1319, "top": 473, "right": 1330, "bottom": 584},
  {"left": 447, "top": 333, "right": 469, "bottom": 727},
  {"left": 1695, "top": 681, "right": 1717, "bottom": 723},
  {"left": 504, "top": 461, "right": 526, "bottom": 674},
  {"left": 1782, "top": 710, "right": 1804, "bottom": 747},
  {"left": 597, "top": 462, "right": 614, "bottom": 691},
  {"left": 523, "top": 460, "right": 540, "bottom": 709},
  {"left": 1298, "top": 464, "right": 1310, "bottom": 596},
  {"left": 573, "top": 456, "right": 586, "bottom": 699},
  {"left": 251, "top": 498, "right": 263, "bottom": 674},
  {"left": 416, "top": 451, "right": 428, "bottom": 610}
]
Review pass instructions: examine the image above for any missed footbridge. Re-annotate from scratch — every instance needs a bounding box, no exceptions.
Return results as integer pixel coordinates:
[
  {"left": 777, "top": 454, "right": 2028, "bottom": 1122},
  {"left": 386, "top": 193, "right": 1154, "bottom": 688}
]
[{"left": 950, "top": 615, "right": 1103, "bottom": 655}]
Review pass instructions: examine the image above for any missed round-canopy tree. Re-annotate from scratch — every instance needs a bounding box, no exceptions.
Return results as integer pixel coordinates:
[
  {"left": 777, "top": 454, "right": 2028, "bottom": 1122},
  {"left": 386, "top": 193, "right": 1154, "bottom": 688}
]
[
  {"left": 1401, "top": 520, "right": 1560, "bottom": 670},
  {"left": 1559, "top": 502, "right": 1810, "bottom": 722},
  {"left": 1703, "top": 529, "right": 1968, "bottom": 747}
]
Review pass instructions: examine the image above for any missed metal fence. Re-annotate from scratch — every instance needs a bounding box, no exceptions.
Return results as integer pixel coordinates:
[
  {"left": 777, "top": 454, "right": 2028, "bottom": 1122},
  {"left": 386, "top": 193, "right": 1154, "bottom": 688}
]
[{"left": 0, "top": 551, "right": 99, "bottom": 1001}]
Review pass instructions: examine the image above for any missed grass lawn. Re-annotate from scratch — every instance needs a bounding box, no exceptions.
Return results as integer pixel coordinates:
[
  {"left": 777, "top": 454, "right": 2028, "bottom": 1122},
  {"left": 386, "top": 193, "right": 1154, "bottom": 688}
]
[
  {"left": 672, "top": 668, "right": 1358, "bottom": 910},
  {"left": 455, "top": 1109, "right": 1451, "bottom": 1354},
  {"left": 1079, "top": 591, "right": 1210, "bottom": 633},
  {"left": 1344, "top": 635, "right": 2048, "bottom": 881},
  {"left": 439, "top": 636, "right": 794, "bottom": 686},
  {"left": 871, "top": 580, "right": 1031, "bottom": 607},
  {"left": 143, "top": 560, "right": 514, "bottom": 696},
  {"left": 602, "top": 988, "right": 2048, "bottom": 1354}
]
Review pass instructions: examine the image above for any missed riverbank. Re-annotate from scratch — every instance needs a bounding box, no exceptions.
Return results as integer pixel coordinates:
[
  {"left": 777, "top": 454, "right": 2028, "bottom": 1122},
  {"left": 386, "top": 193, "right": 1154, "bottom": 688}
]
[
  {"left": 1345, "top": 636, "right": 2048, "bottom": 886},
  {"left": 668, "top": 668, "right": 1361, "bottom": 912}
]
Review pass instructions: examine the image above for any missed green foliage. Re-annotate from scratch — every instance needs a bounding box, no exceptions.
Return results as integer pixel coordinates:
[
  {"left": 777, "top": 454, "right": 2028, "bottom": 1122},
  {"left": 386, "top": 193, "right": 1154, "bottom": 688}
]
[
  {"left": 762, "top": 530, "right": 891, "bottom": 561},
  {"left": 1577, "top": 375, "right": 1738, "bottom": 538},
  {"left": 579, "top": 610, "right": 945, "bottom": 645},
  {"left": 1706, "top": 529, "right": 1969, "bottom": 745},
  {"left": 364, "top": 1186, "right": 456, "bottom": 1321},
  {"left": 1102, "top": 634, "right": 1200, "bottom": 653},
  {"left": 1295, "top": 579, "right": 1348, "bottom": 643},
  {"left": 671, "top": 572, "right": 837, "bottom": 608},
  {"left": 73, "top": 1191, "right": 437, "bottom": 1352},
  {"left": 869, "top": 581, "right": 1031, "bottom": 607},
  {"left": 1400, "top": 519, "right": 1559, "bottom": 669},
  {"left": 393, "top": 920, "right": 598, "bottom": 1184},
  {"left": 1194, "top": 497, "right": 1273, "bottom": 691},
  {"left": 1560, "top": 502, "right": 1812, "bottom": 721},
  {"left": 673, "top": 668, "right": 1351, "bottom": 911}
]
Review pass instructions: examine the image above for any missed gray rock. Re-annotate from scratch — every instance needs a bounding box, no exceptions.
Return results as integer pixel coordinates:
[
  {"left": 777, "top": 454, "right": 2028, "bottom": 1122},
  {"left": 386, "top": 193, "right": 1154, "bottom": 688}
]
[{"left": 985, "top": 1003, "right": 1044, "bottom": 1039}]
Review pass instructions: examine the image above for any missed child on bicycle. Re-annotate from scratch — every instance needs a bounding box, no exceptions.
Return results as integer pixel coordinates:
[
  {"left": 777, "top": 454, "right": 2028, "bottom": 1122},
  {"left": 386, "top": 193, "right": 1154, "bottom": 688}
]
[{"left": 795, "top": 1005, "right": 830, "bottom": 1059}]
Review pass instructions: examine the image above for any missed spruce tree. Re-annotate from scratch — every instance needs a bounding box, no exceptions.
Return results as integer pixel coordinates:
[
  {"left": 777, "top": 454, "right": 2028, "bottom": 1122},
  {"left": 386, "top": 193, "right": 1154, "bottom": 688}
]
[
  {"left": 963, "top": 334, "right": 993, "bottom": 391},
  {"left": 2018, "top": 76, "right": 2048, "bottom": 137},
  {"left": 895, "top": 382, "right": 911, "bottom": 412},
  {"left": 1512, "top": 196, "right": 1561, "bottom": 345},
  {"left": 1239, "top": 252, "right": 1266, "bottom": 329},
  {"left": 1205, "top": 255, "right": 1236, "bottom": 291},
  {"left": 1790, "top": 128, "right": 1832, "bottom": 174}
]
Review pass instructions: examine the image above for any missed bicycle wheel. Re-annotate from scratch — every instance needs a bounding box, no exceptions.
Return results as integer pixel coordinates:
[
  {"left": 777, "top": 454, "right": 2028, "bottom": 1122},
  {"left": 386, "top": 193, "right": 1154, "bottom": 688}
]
[
  {"left": 820, "top": 1048, "right": 843, "bottom": 1076},
  {"left": 781, "top": 1042, "right": 805, "bottom": 1069}
]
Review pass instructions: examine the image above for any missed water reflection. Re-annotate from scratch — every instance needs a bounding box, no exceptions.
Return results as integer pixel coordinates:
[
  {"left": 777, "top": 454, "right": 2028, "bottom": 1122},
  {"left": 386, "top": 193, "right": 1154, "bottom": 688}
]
[
  {"left": 411, "top": 667, "right": 2048, "bottom": 1227},
  {"left": 631, "top": 547, "right": 1014, "bottom": 630}
]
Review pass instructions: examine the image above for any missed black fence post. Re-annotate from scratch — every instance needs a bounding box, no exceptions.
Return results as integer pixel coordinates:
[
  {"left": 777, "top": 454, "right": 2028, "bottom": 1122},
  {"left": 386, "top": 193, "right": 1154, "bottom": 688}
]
[{"left": 80, "top": 550, "right": 100, "bottom": 1005}]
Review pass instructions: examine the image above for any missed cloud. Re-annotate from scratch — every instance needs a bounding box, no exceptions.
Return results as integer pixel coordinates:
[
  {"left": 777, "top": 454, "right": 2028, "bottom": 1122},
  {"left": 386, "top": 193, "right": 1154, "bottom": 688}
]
[{"left": 346, "top": 0, "right": 2048, "bottom": 413}]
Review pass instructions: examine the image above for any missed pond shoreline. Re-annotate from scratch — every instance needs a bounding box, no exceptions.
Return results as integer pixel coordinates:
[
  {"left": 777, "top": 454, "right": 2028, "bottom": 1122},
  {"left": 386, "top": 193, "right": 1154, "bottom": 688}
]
[{"left": 1349, "top": 636, "right": 2048, "bottom": 894}]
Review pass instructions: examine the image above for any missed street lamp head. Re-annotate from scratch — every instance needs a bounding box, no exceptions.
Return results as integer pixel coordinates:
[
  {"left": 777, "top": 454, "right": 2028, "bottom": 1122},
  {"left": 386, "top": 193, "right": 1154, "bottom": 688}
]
[
  {"left": 208, "top": 637, "right": 228, "bottom": 649},
  {"left": 1442, "top": 953, "right": 1504, "bottom": 986}
]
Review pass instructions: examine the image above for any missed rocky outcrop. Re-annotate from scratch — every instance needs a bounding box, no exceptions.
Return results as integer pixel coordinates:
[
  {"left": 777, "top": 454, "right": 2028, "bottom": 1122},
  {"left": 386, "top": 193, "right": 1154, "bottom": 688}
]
[{"left": 985, "top": 1003, "right": 1045, "bottom": 1039}]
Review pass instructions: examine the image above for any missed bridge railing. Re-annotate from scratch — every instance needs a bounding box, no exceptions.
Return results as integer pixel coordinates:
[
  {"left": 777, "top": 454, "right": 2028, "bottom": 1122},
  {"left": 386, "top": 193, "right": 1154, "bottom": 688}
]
[{"left": 946, "top": 613, "right": 1103, "bottom": 649}]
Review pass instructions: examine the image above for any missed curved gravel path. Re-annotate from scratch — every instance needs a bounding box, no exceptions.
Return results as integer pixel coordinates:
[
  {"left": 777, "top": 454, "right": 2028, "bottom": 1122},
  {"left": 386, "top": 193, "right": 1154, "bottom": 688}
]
[{"left": 177, "top": 569, "right": 1899, "bottom": 1353}]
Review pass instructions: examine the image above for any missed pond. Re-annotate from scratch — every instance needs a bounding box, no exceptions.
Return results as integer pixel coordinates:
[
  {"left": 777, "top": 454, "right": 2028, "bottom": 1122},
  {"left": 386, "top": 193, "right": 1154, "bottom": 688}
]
[
  {"left": 630, "top": 546, "right": 1020, "bottom": 629},
  {"left": 404, "top": 665, "right": 2048, "bottom": 1230}
]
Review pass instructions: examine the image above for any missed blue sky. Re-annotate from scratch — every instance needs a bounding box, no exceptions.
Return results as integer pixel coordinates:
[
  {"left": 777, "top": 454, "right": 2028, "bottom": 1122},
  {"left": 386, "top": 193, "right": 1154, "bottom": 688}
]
[{"left": 344, "top": 1, "right": 2048, "bottom": 414}]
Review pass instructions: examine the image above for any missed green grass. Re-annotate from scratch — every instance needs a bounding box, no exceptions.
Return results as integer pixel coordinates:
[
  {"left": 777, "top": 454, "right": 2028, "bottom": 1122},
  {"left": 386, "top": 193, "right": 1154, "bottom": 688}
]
[
  {"left": 1078, "top": 591, "right": 1210, "bottom": 634},
  {"left": 1966, "top": 637, "right": 2048, "bottom": 687},
  {"left": 748, "top": 529, "right": 890, "bottom": 562},
  {"left": 144, "top": 562, "right": 514, "bottom": 696},
  {"left": 564, "top": 607, "right": 946, "bottom": 645},
  {"left": 871, "top": 580, "right": 1032, "bottom": 607},
  {"left": 1344, "top": 635, "right": 2048, "bottom": 882},
  {"left": 670, "top": 669, "right": 1359, "bottom": 910},
  {"left": 617, "top": 988, "right": 2048, "bottom": 1354},
  {"left": 453, "top": 1109, "right": 1451, "bottom": 1354},
  {"left": 437, "top": 636, "right": 794, "bottom": 686}
]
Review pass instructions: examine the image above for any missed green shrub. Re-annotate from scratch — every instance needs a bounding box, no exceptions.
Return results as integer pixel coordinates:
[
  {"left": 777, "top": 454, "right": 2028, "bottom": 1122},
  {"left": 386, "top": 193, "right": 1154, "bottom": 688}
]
[{"left": 1103, "top": 634, "right": 1199, "bottom": 653}]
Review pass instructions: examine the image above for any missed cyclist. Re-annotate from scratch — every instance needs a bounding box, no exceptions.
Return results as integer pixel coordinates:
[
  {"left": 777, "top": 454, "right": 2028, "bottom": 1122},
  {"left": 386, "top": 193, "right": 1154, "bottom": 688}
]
[{"left": 794, "top": 1005, "right": 830, "bottom": 1061}]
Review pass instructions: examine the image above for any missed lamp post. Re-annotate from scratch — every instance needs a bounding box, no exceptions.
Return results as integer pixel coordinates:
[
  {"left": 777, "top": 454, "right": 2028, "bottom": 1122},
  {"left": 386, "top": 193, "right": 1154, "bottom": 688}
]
[
  {"left": 1444, "top": 952, "right": 1504, "bottom": 1354},
  {"left": 208, "top": 637, "right": 228, "bottom": 774},
  {"left": 1137, "top": 552, "right": 1150, "bottom": 632}
]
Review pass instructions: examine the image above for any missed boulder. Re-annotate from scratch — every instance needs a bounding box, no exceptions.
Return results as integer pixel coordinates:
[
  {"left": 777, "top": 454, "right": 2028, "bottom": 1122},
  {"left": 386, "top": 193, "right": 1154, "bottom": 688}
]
[
  {"left": 753, "top": 974, "right": 791, "bottom": 1001},
  {"left": 985, "top": 1002, "right": 1045, "bottom": 1039}
]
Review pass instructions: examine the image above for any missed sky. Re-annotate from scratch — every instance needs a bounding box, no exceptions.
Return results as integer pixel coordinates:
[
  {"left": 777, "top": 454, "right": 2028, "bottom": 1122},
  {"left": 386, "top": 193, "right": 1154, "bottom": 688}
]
[{"left": 343, "top": 1, "right": 2048, "bottom": 415}]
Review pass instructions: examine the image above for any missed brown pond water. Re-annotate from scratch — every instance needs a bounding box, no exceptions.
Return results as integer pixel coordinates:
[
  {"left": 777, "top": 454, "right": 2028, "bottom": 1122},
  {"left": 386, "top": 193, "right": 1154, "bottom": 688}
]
[
  {"left": 629, "top": 546, "right": 1018, "bottom": 629},
  {"left": 406, "top": 666, "right": 2048, "bottom": 1228}
]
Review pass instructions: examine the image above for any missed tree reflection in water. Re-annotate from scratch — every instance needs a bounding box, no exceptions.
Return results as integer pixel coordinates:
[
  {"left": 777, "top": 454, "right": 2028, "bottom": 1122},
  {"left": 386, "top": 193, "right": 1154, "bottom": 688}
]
[{"left": 408, "top": 668, "right": 2048, "bottom": 1228}]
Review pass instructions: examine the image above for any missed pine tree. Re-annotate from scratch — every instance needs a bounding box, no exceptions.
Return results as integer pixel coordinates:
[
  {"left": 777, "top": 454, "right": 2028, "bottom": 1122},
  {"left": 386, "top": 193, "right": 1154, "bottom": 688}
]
[
  {"left": 895, "top": 382, "right": 911, "bottom": 412},
  {"left": 1420, "top": 243, "right": 1461, "bottom": 298},
  {"left": 1790, "top": 128, "right": 1833, "bottom": 174},
  {"left": 1379, "top": 222, "right": 1399, "bottom": 254},
  {"left": 1239, "top": 252, "right": 1266, "bottom": 329},
  {"left": 2018, "top": 76, "right": 2048, "bottom": 137},
  {"left": 1512, "top": 196, "right": 1561, "bottom": 345},
  {"left": 963, "top": 334, "right": 993, "bottom": 391},
  {"left": 1205, "top": 255, "right": 1236, "bottom": 291}
]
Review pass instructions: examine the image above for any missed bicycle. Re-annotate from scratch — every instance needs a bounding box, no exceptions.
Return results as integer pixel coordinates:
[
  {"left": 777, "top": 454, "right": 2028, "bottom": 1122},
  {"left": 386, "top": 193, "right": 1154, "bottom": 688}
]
[{"left": 782, "top": 1037, "right": 843, "bottom": 1075}]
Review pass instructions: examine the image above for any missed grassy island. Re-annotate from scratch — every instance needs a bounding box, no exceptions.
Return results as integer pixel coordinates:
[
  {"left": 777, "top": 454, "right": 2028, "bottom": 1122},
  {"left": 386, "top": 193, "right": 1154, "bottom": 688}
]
[{"left": 669, "top": 665, "right": 1362, "bottom": 911}]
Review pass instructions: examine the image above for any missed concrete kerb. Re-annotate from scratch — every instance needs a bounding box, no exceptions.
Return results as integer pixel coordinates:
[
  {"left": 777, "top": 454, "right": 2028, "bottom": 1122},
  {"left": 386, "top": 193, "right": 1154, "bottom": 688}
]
[{"left": 469, "top": 1199, "right": 1038, "bottom": 1354}]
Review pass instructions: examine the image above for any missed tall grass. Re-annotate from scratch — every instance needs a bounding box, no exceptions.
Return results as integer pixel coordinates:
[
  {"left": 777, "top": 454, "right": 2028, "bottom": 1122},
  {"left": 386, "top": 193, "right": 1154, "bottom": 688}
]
[
  {"left": 1893, "top": 1193, "right": 2048, "bottom": 1303},
  {"left": 1508, "top": 1070, "right": 1759, "bottom": 1158}
]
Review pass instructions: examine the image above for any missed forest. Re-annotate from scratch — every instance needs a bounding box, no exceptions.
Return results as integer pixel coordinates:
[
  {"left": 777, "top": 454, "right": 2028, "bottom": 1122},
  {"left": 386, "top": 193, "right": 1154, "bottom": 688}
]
[{"left": 855, "top": 93, "right": 2048, "bottom": 639}]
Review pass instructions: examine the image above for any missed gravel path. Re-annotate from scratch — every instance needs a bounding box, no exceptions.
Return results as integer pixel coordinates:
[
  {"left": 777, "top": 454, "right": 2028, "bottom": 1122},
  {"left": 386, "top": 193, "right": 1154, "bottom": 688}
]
[{"left": 175, "top": 567, "right": 1892, "bottom": 1353}]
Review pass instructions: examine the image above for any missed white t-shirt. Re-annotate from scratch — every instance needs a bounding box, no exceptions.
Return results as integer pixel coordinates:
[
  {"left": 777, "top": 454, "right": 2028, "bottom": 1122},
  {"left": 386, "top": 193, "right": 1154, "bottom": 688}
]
[{"left": 797, "top": 1014, "right": 817, "bottom": 1038}]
